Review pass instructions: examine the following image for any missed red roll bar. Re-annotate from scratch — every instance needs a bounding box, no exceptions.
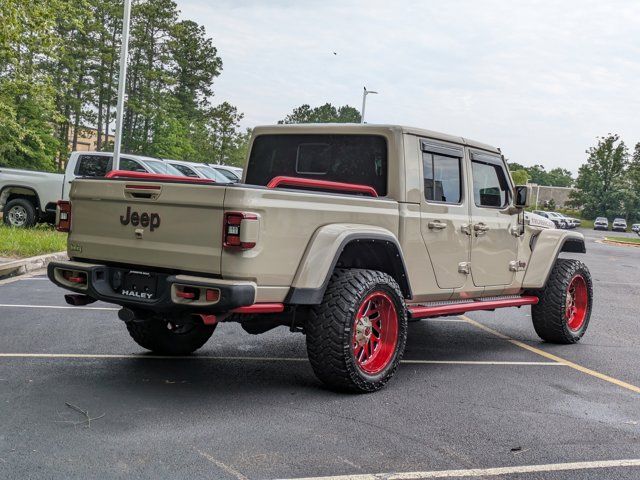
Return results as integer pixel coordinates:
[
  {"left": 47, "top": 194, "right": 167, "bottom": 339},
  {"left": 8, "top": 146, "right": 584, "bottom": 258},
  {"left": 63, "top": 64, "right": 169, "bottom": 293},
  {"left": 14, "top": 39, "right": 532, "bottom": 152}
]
[{"left": 266, "top": 176, "right": 378, "bottom": 197}]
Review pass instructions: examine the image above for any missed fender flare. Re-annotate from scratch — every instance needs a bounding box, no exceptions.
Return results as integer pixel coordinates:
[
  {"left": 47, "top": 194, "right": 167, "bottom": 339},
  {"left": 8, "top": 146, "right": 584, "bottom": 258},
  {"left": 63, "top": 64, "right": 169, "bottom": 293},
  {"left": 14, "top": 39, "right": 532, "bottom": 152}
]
[
  {"left": 0, "top": 185, "right": 42, "bottom": 211},
  {"left": 522, "top": 229, "right": 586, "bottom": 289},
  {"left": 286, "top": 224, "right": 412, "bottom": 305}
]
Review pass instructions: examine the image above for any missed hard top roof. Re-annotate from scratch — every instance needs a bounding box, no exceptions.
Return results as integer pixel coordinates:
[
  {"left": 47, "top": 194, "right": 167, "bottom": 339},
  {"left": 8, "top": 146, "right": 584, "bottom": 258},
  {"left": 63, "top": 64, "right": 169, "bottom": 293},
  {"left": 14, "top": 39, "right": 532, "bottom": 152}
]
[{"left": 252, "top": 123, "right": 501, "bottom": 154}]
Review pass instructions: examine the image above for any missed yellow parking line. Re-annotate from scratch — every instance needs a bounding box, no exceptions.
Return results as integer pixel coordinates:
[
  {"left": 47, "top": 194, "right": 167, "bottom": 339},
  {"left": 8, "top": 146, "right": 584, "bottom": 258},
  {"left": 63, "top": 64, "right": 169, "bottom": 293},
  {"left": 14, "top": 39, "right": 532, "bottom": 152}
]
[
  {"left": 278, "top": 459, "right": 640, "bottom": 480},
  {"left": 461, "top": 315, "right": 640, "bottom": 394}
]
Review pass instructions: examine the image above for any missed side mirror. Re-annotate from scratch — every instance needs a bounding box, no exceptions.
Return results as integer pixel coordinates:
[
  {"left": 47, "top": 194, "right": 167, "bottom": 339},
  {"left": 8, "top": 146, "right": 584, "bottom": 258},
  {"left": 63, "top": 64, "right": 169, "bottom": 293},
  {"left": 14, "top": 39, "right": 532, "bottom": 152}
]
[{"left": 514, "top": 185, "right": 530, "bottom": 208}]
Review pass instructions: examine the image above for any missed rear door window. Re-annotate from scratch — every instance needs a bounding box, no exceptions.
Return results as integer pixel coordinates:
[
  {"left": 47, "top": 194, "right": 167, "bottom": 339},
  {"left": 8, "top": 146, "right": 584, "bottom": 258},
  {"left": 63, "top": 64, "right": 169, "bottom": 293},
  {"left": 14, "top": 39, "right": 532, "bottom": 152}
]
[
  {"left": 171, "top": 164, "right": 199, "bottom": 177},
  {"left": 423, "top": 153, "right": 462, "bottom": 203},
  {"left": 120, "top": 158, "right": 147, "bottom": 173},
  {"left": 246, "top": 134, "right": 388, "bottom": 195},
  {"left": 75, "top": 155, "right": 111, "bottom": 177}
]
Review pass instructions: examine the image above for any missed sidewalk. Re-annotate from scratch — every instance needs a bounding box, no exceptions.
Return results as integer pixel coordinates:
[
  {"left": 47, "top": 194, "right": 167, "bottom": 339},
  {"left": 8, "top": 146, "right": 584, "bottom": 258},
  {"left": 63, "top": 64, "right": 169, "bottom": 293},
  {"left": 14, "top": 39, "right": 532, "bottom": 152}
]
[{"left": 0, "top": 251, "right": 67, "bottom": 280}]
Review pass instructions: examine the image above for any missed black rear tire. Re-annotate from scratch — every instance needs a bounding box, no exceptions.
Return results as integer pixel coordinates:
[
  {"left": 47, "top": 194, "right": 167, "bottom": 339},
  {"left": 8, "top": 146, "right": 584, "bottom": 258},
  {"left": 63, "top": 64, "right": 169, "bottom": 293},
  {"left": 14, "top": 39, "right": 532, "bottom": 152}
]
[
  {"left": 126, "top": 317, "right": 216, "bottom": 355},
  {"left": 306, "top": 269, "right": 408, "bottom": 393},
  {"left": 3, "top": 198, "right": 37, "bottom": 228},
  {"left": 531, "top": 259, "right": 592, "bottom": 344}
]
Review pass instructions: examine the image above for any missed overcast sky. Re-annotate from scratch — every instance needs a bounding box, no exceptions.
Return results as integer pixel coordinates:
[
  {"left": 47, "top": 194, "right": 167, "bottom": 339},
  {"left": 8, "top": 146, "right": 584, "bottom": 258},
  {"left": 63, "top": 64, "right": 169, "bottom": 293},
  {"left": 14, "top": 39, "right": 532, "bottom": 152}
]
[{"left": 177, "top": 0, "right": 640, "bottom": 174}]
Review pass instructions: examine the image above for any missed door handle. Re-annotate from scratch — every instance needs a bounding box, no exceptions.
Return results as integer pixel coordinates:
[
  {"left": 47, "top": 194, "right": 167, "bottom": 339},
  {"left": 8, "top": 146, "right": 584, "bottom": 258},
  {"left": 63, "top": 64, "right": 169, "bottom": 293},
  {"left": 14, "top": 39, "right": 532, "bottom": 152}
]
[
  {"left": 474, "top": 223, "right": 489, "bottom": 236},
  {"left": 428, "top": 221, "right": 447, "bottom": 230}
]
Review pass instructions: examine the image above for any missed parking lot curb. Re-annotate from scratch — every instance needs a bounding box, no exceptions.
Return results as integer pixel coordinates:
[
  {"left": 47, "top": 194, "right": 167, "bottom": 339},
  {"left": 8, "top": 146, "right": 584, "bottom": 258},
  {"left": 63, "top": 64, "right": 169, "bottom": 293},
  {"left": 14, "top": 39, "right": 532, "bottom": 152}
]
[
  {"left": 598, "top": 239, "right": 640, "bottom": 248},
  {"left": 0, "top": 251, "right": 68, "bottom": 280}
]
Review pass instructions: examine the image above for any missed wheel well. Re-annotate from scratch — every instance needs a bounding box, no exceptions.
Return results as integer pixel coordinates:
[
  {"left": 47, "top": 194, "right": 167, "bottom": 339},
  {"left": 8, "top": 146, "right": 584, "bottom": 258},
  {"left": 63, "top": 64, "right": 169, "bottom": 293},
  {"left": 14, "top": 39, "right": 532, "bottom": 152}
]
[
  {"left": 0, "top": 186, "right": 40, "bottom": 212},
  {"left": 335, "top": 239, "right": 412, "bottom": 299},
  {"left": 285, "top": 236, "right": 413, "bottom": 305},
  {"left": 560, "top": 237, "right": 586, "bottom": 253}
]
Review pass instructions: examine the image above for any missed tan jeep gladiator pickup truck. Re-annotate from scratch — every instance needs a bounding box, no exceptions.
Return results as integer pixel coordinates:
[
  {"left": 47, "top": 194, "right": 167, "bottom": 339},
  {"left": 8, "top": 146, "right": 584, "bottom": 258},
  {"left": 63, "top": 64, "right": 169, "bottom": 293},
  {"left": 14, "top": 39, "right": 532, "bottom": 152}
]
[{"left": 48, "top": 124, "right": 592, "bottom": 392}]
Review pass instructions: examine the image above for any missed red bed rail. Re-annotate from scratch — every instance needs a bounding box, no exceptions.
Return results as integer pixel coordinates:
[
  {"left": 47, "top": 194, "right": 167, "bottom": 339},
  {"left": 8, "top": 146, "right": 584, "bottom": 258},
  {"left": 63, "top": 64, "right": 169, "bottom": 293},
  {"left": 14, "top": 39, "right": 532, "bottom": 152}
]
[
  {"left": 105, "top": 170, "right": 215, "bottom": 184},
  {"left": 266, "top": 176, "right": 378, "bottom": 197}
]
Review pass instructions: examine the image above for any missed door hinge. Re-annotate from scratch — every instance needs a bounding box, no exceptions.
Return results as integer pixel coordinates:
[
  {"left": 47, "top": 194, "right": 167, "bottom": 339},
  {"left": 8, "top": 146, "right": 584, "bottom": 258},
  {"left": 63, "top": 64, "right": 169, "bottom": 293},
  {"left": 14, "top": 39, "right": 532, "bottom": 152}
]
[
  {"left": 510, "top": 225, "right": 523, "bottom": 236},
  {"left": 461, "top": 224, "right": 471, "bottom": 236},
  {"left": 509, "top": 260, "right": 527, "bottom": 272},
  {"left": 458, "top": 262, "right": 471, "bottom": 274}
]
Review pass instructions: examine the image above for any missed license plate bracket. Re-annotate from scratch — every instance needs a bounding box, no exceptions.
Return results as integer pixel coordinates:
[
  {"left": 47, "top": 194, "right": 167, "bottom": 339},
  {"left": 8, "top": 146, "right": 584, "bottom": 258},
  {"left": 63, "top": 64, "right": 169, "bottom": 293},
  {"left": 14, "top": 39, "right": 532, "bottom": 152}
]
[{"left": 120, "top": 270, "right": 157, "bottom": 300}]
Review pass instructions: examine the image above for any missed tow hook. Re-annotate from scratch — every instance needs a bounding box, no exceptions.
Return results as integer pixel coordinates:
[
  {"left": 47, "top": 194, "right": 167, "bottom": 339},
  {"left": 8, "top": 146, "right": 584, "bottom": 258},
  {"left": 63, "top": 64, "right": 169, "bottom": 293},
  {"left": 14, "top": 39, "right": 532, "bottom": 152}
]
[{"left": 64, "top": 294, "right": 97, "bottom": 306}]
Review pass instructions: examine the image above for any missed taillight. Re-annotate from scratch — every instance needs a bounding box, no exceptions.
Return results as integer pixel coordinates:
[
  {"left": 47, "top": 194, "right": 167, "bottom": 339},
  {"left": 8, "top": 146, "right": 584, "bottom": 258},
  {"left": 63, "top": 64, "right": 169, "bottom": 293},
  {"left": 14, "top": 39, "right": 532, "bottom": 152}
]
[
  {"left": 57, "top": 201, "right": 71, "bottom": 232},
  {"left": 223, "top": 212, "right": 258, "bottom": 250}
]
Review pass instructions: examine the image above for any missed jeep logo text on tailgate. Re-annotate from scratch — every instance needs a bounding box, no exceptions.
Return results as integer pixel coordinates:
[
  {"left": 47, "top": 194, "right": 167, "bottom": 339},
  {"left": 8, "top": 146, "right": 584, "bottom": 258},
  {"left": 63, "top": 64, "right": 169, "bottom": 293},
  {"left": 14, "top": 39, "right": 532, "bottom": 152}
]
[{"left": 120, "top": 207, "right": 161, "bottom": 231}]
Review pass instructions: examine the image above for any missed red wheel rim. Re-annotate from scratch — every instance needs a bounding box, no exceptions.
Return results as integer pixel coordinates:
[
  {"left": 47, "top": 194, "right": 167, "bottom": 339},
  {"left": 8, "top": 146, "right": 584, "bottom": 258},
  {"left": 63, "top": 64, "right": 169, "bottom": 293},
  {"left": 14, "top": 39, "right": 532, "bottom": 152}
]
[
  {"left": 352, "top": 291, "right": 399, "bottom": 375},
  {"left": 565, "top": 274, "right": 588, "bottom": 331}
]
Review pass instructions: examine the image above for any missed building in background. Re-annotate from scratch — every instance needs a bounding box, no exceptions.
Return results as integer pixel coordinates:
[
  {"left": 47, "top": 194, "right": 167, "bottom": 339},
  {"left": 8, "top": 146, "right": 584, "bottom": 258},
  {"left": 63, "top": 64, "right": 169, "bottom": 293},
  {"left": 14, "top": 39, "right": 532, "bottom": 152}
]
[
  {"left": 529, "top": 184, "right": 575, "bottom": 209},
  {"left": 68, "top": 127, "right": 114, "bottom": 152}
]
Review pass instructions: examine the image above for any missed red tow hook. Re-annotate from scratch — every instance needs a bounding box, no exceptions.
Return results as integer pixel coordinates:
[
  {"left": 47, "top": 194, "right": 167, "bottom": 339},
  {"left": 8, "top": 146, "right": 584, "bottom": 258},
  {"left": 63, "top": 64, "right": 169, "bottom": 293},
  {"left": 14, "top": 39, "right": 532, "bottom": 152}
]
[
  {"left": 199, "top": 314, "right": 217, "bottom": 325},
  {"left": 175, "top": 288, "right": 197, "bottom": 300}
]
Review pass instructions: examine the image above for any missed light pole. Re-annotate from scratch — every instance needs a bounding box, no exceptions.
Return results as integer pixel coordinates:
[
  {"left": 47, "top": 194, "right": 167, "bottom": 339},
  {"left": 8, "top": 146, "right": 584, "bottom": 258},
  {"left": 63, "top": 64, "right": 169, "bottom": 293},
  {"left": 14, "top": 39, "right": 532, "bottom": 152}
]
[
  {"left": 112, "top": 0, "right": 132, "bottom": 171},
  {"left": 360, "top": 87, "right": 378, "bottom": 124}
]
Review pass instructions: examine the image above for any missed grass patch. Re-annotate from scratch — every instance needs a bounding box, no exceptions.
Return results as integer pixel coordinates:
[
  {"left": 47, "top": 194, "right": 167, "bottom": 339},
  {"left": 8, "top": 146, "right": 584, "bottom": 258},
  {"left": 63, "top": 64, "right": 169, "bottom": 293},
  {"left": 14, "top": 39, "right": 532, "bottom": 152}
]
[
  {"left": 578, "top": 219, "right": 594, "bottom": 229},
  {"left": 0, "top": 225, "right": 67, "bottom": 258},
  {"left": 605, "top": 236, "right": 640, "bottom": 245}
]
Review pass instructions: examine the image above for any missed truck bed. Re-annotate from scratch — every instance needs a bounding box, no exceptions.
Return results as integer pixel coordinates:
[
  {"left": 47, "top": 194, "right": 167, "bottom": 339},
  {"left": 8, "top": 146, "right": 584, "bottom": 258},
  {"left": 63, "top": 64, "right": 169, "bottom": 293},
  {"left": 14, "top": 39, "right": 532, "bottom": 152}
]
[{"left": 68, "top": 178, "right": 399, "bottom": 290}]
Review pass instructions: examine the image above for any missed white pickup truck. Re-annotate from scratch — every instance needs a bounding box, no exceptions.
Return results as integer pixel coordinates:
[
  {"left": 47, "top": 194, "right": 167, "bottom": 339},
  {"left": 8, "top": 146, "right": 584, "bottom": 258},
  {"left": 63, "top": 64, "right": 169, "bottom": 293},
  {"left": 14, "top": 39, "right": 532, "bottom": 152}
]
[{"left": 0, "top": 152, "right": 182, "bottom": 227}]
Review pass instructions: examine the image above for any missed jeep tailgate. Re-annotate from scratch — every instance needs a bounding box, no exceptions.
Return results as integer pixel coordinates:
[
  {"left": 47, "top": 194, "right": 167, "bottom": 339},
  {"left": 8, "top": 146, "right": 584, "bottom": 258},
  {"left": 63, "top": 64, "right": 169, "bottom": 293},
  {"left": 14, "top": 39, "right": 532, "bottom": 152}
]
[{"left": 68, "top": 178, "right": 227, "bottom": 275}]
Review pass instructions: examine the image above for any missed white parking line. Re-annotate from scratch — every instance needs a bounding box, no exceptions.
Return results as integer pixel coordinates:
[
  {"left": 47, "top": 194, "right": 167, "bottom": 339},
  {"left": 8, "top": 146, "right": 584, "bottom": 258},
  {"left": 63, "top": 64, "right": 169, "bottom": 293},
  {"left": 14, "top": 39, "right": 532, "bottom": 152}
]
[
  {"left": 0, "top": 353, "right": 563, "bottom": 366},
  {"left": 0, "top": 304, "right": 118, "bottom": 311},
  {"left": 276, "top": 458, "right": 640, "bottom": 480}
]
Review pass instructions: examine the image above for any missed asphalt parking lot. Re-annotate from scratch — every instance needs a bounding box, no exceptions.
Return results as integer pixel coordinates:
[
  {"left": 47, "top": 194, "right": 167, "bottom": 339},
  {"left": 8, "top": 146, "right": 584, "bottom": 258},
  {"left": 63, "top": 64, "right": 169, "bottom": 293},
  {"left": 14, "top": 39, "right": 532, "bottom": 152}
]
[{"left": 0, "top": 228, "right": 638, "bottom": 480}]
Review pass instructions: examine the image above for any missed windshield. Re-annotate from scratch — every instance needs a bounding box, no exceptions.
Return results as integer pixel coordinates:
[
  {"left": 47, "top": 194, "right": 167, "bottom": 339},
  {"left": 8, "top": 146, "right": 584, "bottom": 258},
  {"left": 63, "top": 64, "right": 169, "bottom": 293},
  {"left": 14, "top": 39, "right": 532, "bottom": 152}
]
[
  {"left": 142, "top": 159, "right": 183, "bottom": 176},
  {"left": 195, "top": 165, "right": 229, "bottom": 182}
]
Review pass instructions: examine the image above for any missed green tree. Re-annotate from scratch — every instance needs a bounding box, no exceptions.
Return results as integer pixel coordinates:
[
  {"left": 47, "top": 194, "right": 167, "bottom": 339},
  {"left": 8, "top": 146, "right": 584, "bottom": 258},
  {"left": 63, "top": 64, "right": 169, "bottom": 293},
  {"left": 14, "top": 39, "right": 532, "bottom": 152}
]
[
  {"left": 569, "top": 134, "right": 628, "bottom": 219},
  {"left": 510, "top": 169, "right": 529, "bottom": 185},
  {"left": 0, "top": 0, "right": 66, "bottom": 170},
  {"left": 545, "top": 168, "right": 574, "bottom": 187},
  {"left": 0, "top": 0, "right": 246, "bottom": 171},
  {"left": 278, "top": 103, "right": 361, "bottom": 124},
  {"left": 624, "top": 142, "right": 640, "bottom": 222}
]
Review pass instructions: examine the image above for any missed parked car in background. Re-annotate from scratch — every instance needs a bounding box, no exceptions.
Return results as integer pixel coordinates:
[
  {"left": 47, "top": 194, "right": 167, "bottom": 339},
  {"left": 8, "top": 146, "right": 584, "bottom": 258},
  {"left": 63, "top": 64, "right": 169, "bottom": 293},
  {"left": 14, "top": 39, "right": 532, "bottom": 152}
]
[
  {"left": 165, "top": 160, "right": 230, "bottom": 183},
  {"left": 553, "top": 212, "right": 577, "bottom": 229},
  {"left": 612, "top": 218, "right": 627, "bottom": 232},
  {"left": 632, "top": 223, "right": 640, "bottom": 233},
  {"left": 567, "top": 217, "right": 581, "bottom": 227},
  {"left": 1, "top": 151, "right": 179, "bottom": 228},
  {"left": 533, "top": 210, "right": 567, "bottom": 229},
  {"left": 593, "top": 217, "right": 609, "bottom": 230},
  {"left": 209, "top": 164, "right": 242, "bottom": 182}
]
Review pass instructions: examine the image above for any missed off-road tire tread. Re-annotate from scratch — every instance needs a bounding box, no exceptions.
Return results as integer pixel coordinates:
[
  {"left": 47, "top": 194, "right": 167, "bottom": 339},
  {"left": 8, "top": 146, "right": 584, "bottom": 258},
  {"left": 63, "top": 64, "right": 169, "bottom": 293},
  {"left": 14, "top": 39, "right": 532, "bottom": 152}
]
[
  {"left": 126, "top": 320, "right": 215, "bottom": 355},
  {"left": 306, "top": 268, "right": 407, "bottom": 393},
  {"left": 531, "top": 258, "right": 592, "bottom": 344}
]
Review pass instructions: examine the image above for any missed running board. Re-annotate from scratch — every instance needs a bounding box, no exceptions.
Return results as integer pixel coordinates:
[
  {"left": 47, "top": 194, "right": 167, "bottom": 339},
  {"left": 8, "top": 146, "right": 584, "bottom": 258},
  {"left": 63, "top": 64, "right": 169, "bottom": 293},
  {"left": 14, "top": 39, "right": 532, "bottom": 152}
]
[{"left": 408, "top": 295, "right": 539, "bottom": 320}]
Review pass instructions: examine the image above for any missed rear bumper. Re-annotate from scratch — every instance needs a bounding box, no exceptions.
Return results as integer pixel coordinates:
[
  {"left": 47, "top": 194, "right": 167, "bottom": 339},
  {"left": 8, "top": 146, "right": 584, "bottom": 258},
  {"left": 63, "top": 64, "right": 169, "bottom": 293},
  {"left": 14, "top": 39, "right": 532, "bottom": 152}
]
[{"left": 47, "top": 260, "right": 256, "bottom": 314}]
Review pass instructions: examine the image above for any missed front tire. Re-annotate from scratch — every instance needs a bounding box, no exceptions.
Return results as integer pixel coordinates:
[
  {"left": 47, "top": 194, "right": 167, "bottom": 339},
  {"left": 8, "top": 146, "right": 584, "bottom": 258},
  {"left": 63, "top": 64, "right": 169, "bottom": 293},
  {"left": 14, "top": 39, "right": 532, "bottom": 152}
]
[
  {"left": 3, "top": 198, "right": 37, "bottom": 228},
  {"left": 126, "top": 317, "right": 216, "bottom": 355},
  {"left": 531, "top": 259, "right": 592, "bottom": 344},
  {"left": 306, "top": 269, "right": 408, "bottom": 393}
]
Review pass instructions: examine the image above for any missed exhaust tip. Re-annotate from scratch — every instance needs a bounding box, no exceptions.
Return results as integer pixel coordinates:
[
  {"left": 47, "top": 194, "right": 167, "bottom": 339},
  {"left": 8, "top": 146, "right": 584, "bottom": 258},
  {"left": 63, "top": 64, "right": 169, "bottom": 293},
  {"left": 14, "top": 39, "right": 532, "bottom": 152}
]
[{"left": 64, "top": 294, "right": 96, "bottom": 306}]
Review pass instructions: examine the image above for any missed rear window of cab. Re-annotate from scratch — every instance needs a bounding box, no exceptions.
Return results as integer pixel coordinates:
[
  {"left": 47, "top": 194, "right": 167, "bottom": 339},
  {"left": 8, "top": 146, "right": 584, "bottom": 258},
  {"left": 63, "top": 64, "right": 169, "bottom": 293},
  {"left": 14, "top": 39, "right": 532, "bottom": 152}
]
[{"left": 245, "top": 134, "right": 388, "bottom": 196}]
